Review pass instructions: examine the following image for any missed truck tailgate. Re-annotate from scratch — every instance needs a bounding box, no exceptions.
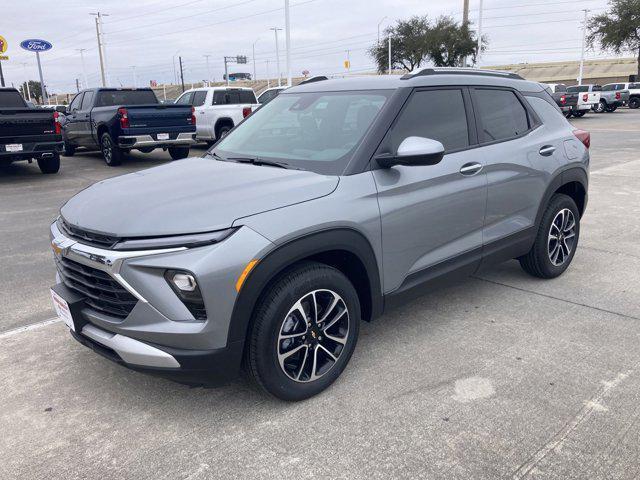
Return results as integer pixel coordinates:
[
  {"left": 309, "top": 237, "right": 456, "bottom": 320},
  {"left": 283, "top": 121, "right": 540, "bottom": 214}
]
[
  {"left": 0, "top": 108, "right": 56, "bottom": 139},
  {"left": 123, "top": 104, "right": 193, "bottom": 129}
]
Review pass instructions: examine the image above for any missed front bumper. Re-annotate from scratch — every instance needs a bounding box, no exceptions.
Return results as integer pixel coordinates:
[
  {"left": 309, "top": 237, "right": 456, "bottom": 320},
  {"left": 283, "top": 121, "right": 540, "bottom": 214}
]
[{"left": 118, "top": 132, "right": 196, "bottom": 149}]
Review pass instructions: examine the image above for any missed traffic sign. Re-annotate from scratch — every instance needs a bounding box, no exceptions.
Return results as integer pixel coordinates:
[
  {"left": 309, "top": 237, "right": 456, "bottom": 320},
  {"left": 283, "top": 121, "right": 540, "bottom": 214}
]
[{"left": 20, "top": 39, "right": 53, "bottom": 52}]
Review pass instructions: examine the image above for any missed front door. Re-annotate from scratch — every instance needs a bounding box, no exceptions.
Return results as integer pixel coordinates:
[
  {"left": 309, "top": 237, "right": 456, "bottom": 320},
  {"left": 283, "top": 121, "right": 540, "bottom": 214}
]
[{"left": 372, "top": 87, "right": 487, "bottom": 294}]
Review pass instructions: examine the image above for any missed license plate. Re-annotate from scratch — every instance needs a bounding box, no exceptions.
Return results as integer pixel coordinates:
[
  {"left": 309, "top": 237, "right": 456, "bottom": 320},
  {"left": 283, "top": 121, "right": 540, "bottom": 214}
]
[
  {"left": 157, "top": 133, "right": 169, "bottom": 140},
  {"left": 6, "top": 144, "right": 23, "bottom": 152},
  {"left": 50, "top": 288, "right": 75, "bottom": 332}
]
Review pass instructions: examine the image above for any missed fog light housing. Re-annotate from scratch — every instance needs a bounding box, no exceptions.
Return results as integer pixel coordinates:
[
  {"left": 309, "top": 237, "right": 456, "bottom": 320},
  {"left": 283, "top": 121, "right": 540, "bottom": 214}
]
[{"left": 164, "top": 269, "right": 207, "bottom": 321}]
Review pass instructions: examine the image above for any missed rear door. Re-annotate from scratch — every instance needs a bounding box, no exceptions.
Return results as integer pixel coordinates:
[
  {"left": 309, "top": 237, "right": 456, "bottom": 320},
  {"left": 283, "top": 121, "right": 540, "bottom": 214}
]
[
  {"left": 373, "top": 87, "right": 487, "bottom": 293},
  {"left": 470, "top": 87, "right": 552, "bottom": 253}
]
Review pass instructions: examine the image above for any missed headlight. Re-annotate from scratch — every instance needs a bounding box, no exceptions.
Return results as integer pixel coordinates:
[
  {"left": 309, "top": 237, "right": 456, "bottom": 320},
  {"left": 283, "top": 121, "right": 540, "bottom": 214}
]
[{"left": 113, "top": 228, "right": 236, "bottom": 251}]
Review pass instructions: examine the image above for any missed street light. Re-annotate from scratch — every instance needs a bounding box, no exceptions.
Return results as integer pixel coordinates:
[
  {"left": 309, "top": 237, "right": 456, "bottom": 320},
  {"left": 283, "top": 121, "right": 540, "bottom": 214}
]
[
  {"left": 252, "top": 38, "right": 260, "bottom": 82},
  {"left": 377, "top": 16, "right": 388, "bottom": 44},
  {"left": 204, "top": 54, "right": 211, "bottom": 85},
  {"left": 270, "top": 27, "right": 283, "bottom": 87}
]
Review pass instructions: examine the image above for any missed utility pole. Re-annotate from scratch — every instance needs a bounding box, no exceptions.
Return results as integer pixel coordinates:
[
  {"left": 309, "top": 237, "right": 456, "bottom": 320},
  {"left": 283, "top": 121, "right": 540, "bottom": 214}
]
[
  {"left": 476, "top": 0, "right": 483, "bottom": 67},
  {"left": 388, "top": 33, "right": 392, "bottom": 75},
  {"left": 462, "top": 0, "right": 470, "bottom": 67},
  {"left": 0, "top": 61, "right": 5, "bottom": 87},
  {"left": 377, "top": 16, "right": 387, "bottom": 44},
  {"left": 204, "top": 54, "right": 211, "bottom": 85},
  {"left": 284, "top": 0, "right": 292, "bottom": 87},
  {"left": 578, "top": 9, "right": 589, "bottom": 85},
  {"left": 178, "top": 56, "right": 185, "bottom": 92},
  {"left": 76, "top": 49, "right": 88, "bottom": 88},
  {"left": 75, "top": 78, "right": 80, "bottom": 92},
  {"left": 21, "top": 63, "right": 31, "bottom": 101},
  {"left": 91, "top": 12, "right": 109, "bottom": 86},
  {"left": 266, "top": 59, "right": 270, "bottom": 88},
  {"left": 270, "top": 27, "right": 283, "bottom": 87},
  {"left": 252, "top": 39, "right": 259, "bottom": 82}
]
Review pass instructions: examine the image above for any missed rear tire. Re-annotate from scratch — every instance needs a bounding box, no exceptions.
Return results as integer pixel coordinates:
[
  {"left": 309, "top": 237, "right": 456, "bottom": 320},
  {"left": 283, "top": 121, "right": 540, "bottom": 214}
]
[
  {"left": 592, "top": 100, "right": 606, "bottom": 113},
  {"left": 564, "top": 110, "right": 573, "bottom": 118},
  {"left": 605, "top": 105, "right": 617, "bottom": 112},
  {"left": 246, "top": 262, "right": 360, "bottom": 401},
  {"left": 62, "top": 141, "right": 75, "bottom": 157},
  {"left": 629, "top": 97, "right": 640, "bottom": 109},
  {"left": 519, "top": 194, "right": 580, "bottom": 279},
  {"left": 573, "top": 110, "right": 586, "bottom": 117},
  {"left": 37, "top": 153, "right": 60, "bottom": 174},
  {"left": 100, "top": 132, "right": 123, "bottom": 166},
  {"left": 215, "top": 125, "right": 231, "bottom": 141},
  {"left": 168, "top": 146, "right": 190, "bottom": 160}
]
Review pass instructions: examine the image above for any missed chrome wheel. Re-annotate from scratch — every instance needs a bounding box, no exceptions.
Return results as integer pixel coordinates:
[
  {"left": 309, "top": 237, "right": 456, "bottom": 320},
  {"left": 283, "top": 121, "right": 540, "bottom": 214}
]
[
  {"left": 277, "top": 289, "right": 350, "bottom": 383},
  {"left": 548, "top": 208, "right": 576, "bottom": 266},
  {"left": 102, "top": 136, "right": 112, "bottom": 163}
]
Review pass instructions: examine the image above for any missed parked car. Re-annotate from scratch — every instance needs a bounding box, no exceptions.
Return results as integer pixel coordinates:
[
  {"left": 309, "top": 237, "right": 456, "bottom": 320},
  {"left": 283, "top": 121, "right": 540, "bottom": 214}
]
[
  {"left": 579, "top": 84, "right": 630, "bottom": 113},
  {"left": 602, "top": 82, "right": 640, "bottom": 109},
  {"left": 542, "top": 83, "right": 578, "bottom": 118},
  {"left": 50, "top": 69, "right": 590, "bottom": 400},
  {"left": 257, "top": 86, "right": 287, "bottom": 105},
  {"left": 0, "top": 87, "right": 63, "bottom": 174},
  {"left": 62, "top": 88, "right": 197, "bottom": 166},
  {"left": 565, "top": 85, "right": 600, "bottom": 117},
  {"left": 175, "top": 87, "right": 258, "bottom": 146}
]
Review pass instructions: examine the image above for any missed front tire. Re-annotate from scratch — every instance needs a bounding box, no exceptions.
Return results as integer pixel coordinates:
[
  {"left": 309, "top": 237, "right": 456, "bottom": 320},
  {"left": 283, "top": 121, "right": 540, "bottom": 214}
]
[
  {"left": 247, "top": 262, "right": 360, "bottom": 401},
  {"left": 62, "top": 141, "right": 75, "bottom": 157},
  {"left": 605, "top": 105, "right": 617, "bottom": 112},
  {"left": 37, "top": 153, "right": 60, "bottom": 174},
  {"left": 168, "top": 146, "right": 190, "bottom": 160},
  {"left": 519, "top": 194, "right": 580, "bottom": 279},
  {"left": 100, "top": 132, "right": 123, "bottom": 166}
]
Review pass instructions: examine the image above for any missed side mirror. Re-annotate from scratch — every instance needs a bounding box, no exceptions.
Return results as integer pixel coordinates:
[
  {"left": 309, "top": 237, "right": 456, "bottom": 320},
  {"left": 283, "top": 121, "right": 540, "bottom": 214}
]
[
  {"left": 376, "top": 136, "right": 445, "bottom": 168},
  {"left": 55, "top": 105, "right": 67, "bottom": 114}
]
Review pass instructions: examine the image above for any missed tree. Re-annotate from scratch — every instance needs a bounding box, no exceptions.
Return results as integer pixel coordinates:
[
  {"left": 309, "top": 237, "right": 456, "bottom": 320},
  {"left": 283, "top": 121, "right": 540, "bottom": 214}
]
[
  {"left": 20, "top": 80, "right": 46, "bottom": 103},
  {"left": 587, "top": 0, "right": 640, "bottom": 76},
  {"left": 369, "top": 15, "right": 484, "bottom": 74}
]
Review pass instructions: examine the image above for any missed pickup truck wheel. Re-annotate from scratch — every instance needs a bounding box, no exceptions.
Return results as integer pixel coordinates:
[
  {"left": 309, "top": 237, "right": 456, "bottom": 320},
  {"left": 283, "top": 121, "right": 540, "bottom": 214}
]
[
  {"left": 168, "top": 146, "right": 190, "bottom": 160},
  {"left": 563, "top": 110, "right": 572, "bottom": 118},
  {"left": 62, "top": 142, "right": 75, "bottom": 157},
  {"left": 100, "top": 133, "right": 123, "bottom": 166},
  {"left": 216, "top": 125, "right": 231, "bottom": 140},
  {"left": 592, "top": 100, "right": 606, "bottom": 113},
  {"left": 573, "top": 110, "right": 586, "bottom": 117},
  {"left": 246, "top": 261, "right": 360, "bottom": 401},
  {"left": 37, "top": 153, "right": 60, "bottom": 174},
  {"left": 605, "top": 105, "right": 617, "bottom": 113},
  {"left": 519, "top": 194, "right": 580, "bottom": 279},
  {"left": 629, "top": 97, "right": 640, "bottom": 109}
]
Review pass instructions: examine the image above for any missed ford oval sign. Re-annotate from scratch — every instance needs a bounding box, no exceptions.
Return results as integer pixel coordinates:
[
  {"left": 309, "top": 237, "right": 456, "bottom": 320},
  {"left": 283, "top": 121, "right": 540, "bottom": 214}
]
[{"left": 20, "top": 39, "right": 53, "bottom": 52}]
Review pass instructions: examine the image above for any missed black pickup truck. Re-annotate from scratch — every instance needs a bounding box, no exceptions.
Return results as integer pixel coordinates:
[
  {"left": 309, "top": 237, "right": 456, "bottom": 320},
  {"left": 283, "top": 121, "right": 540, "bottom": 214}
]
[
  {"left": 62, "top": 88, "right": 196, "bottom": 166},
  {"left": 0, "top": 88, "right": 63, "bottom": 174},
  {"left": 542, "top": 83, "right": 579, "bottom": 118}
]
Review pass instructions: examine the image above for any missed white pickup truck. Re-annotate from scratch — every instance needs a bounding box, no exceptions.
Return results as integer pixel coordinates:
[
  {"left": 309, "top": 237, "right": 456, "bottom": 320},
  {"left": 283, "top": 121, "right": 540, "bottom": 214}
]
[
  {"left": 566, "top": 85, "right": 601, "bottom": 117},
  {"left": 175, "top": 87, "right": 258, "bottom": 145}
]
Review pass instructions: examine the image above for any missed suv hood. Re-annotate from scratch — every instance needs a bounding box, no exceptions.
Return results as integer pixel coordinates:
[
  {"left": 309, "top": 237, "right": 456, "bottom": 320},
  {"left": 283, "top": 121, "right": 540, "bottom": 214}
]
[{"left": 61, "top": 157, "right": 339, "bottom": 237}]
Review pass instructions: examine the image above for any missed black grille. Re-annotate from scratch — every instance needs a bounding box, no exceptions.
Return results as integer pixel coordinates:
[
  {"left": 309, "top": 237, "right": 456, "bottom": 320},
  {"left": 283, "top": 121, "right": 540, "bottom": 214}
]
[
  {"left": 58, "top": 219, "right": 119, "bottom": 249},
  {"left": 55, "top": 256, "right": 137, "bottom": 318}
]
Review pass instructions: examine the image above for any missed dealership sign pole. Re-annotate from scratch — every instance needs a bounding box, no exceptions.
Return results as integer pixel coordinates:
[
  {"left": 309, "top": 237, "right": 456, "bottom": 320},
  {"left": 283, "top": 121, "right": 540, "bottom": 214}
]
[{"left": 20, "top": 39, "right": 52, "bottom": 104}]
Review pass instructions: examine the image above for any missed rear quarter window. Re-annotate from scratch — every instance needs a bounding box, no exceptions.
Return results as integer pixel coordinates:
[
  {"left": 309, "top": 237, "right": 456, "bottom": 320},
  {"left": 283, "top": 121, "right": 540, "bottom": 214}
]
[{"left": 475, "top": 89, "right": 530, "bottom": 143}]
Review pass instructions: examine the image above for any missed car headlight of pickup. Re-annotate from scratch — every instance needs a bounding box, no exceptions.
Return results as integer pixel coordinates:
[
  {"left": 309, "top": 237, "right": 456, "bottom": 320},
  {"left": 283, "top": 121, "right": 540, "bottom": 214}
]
[
  {"left": 113, "top": 228, "right": 237, "bottom": 251},
  {"left": 165, "top": 269, "right": 207, "bottom": 321}
]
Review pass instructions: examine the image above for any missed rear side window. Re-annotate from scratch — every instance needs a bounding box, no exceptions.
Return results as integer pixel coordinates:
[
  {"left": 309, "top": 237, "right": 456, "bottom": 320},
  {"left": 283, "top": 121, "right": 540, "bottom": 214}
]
[
  {"left": 213, "top": 90, "right": 254, "bottom": 105},
  {"left": 81, "top": 91, "right": 94, "bottom": 110},
  {"left": 96, "top": 90, "right": 158, "bottom": 106},
  {"left": 388, "top": 89, "right": 469, "bottom": 153},
  {"left": 474, "top": 89, "right": 530, "bottom": 143},
  {"left": 567, "top": 85, "right": 588, "bottom": 93},
  {"left": 0, "top": 90, "right": 27, "bottom": 107},
  {"left": 629, "top": 83, "right": 640, "bottom": 89},
  {"left": 592, "top": 85, "right": 602, "bottom": 91},
  {"left": 239, "top": 90, "right": 257, "bottom": 103},
  {"left": 175, "top": 92, "right": 194, "bottom": 105},
  {"left": 192, "top": 91, "right": 207, "bottom": 106}
]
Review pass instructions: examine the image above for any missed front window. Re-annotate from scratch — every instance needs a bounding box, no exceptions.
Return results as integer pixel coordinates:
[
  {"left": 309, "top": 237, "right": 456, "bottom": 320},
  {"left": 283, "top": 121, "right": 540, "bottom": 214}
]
[{"left": 212, "top": 90, "right": 391, "bottom": 175}]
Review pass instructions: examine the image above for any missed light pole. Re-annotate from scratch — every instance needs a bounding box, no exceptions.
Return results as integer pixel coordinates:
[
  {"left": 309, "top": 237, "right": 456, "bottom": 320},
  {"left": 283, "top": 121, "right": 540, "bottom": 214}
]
[
  {"left": 20, "top": 63, "right": 31, "bottom": 101},
  {"left": 284, "top": 0, "right": 292, "bottom": 87},
  {"left": 270, "top": 27, "right": 283, "bottom": 87},
  {"left": 204, "top": 54, "right": 211, "bottom": 85},
  {"left": 476, "top": 0, "right": 483, "bottom": 67},
  {"left": 377, "top": 16, "right": 387, "bottom": 44},
  {"left": 388, "top": 33, "right": 392, "bottom": 75},
  {"left": 90, "top": 12, "right": 110, "bottom": 86},
  {"left": 252, "top": 39, "right": 259, "bottom": 82},
  {"left": 578, "top": 9, "right": 590, "bottom": 84},
  {"left": 76, "top": 49, "right": 88, "bottom": 89},
  {"left": 266, "top": 59, "right": 271, "bottom": 88}
]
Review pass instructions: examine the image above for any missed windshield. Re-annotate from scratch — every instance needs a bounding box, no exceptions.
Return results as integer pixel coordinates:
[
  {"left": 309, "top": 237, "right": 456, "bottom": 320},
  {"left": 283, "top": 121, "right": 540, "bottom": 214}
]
[{"left": 213, "top": 90, "right": 391, "bottom": 175}]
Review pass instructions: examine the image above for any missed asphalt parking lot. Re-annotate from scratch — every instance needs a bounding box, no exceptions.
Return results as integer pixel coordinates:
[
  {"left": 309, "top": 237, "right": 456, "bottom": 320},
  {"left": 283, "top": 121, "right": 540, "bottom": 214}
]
[{"left": 1, "top": 110, "right": 639, "bottom": 479}]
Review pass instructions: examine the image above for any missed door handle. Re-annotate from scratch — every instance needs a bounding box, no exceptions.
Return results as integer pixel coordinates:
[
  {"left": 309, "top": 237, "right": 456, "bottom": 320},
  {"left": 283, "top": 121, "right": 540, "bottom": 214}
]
[
  {"left": 460, "top": 162, "right": 483, "bottom": 176},
  {"left": 539, "top": 145, "right": 556, "bottom": 156}
]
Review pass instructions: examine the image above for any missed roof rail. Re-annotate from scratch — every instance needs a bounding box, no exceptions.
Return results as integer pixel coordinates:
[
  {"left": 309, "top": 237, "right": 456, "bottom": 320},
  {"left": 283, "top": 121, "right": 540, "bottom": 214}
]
[{"left": 401, "top": 68, "right": 524, "bottom": 81}]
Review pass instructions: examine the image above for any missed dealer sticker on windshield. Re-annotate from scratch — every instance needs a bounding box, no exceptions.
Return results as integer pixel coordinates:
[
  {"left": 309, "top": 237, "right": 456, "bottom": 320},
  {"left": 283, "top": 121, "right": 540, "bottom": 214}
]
[
  {"left": 6, "top": 144, "right": 23, "bottom": 152},
  {"left": 50, "top": 289, "right": 75, "bottom": 332},
  {"left": 157, "top": 133, "right": 169, "bottom": 140}
]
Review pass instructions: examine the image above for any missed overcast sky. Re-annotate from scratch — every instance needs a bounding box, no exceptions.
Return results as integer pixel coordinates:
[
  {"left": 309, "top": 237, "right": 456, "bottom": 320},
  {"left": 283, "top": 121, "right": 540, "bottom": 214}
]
[{"left": 1, "top": 0, "right": 618, "bottom": 94}]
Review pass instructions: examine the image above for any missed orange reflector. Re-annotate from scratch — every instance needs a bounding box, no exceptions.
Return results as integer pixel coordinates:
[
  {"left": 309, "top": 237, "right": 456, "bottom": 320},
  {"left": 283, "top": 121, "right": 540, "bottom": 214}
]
[{"left": 236, "top": 259, "right": 258, "bottom": 292}]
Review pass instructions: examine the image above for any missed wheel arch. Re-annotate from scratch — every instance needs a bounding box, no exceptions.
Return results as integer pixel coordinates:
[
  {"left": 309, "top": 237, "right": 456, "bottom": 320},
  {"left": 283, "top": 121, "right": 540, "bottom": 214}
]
[
  {"left": 536, "top": 167, "right": 588, "bottom": 228},
  {"left": 226, "top": 228, "right": 383, "bottom": 345},
  {"left": 214, "top": 117, "right": 234, "bottom": 135}
]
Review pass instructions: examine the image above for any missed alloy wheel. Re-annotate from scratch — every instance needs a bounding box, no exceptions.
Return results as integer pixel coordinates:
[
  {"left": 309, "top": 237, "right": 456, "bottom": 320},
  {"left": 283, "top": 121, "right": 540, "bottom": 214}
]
[
  {"left": 277, "top": 289, "right": 350, "bottom": 383},
  {"left": 548, "top": 208, "right": 576, "bottom": 266},
  {"left": 102, "top": 137, "right": 112, "bottom": 163}
]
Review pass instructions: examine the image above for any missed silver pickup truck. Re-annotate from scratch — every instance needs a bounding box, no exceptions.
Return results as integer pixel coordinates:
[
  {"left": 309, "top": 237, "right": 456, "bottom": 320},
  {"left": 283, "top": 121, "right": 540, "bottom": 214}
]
[
  {"left": 603, "top": 82, "right": 640, "bottom": 110},
  {"left": 583, "top": 84, "right": 630, "bottom": 113}
]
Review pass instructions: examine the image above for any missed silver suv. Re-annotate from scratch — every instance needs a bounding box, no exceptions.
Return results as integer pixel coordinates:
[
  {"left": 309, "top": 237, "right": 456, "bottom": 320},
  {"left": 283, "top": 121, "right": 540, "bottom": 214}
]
[{"left": 50, "top": 69, "right": 590, "bottom": 400}]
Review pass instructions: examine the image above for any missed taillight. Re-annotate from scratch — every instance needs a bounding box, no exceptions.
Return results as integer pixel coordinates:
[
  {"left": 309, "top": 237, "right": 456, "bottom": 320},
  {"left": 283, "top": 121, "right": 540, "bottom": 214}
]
[
  {"left": 53, "top": 111, "right": 61, "bottom": 135},
  {"left": 573, "top": 129, "right": 590, "bottom": 149},
  {"left": 242, "top": 106, "right": 252, "bottom": 118},
  {"left": 582, "top": 93, "right": 588, "bottom": 102},
  {"left": 615, "top": 91, "right": 621, "bottom": 100},
  {"left": 190, "top": 106, "right": 196, "bottom": 125},
  {"left": 560, "top": 94, "right": 566, "bottom": 105},
  {"left": 118, "top": 107, "right": 130, "bottom": 129}
]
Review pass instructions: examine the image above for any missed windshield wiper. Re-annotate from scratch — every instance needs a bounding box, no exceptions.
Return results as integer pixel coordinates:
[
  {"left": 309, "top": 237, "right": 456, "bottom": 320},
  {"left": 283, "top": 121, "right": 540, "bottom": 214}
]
[
  {"left": 206, "top": 151, "right": 226, "bottom": 161},
  {"left": 226, "top": 156, "right": 294, "bottom": 169}
]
